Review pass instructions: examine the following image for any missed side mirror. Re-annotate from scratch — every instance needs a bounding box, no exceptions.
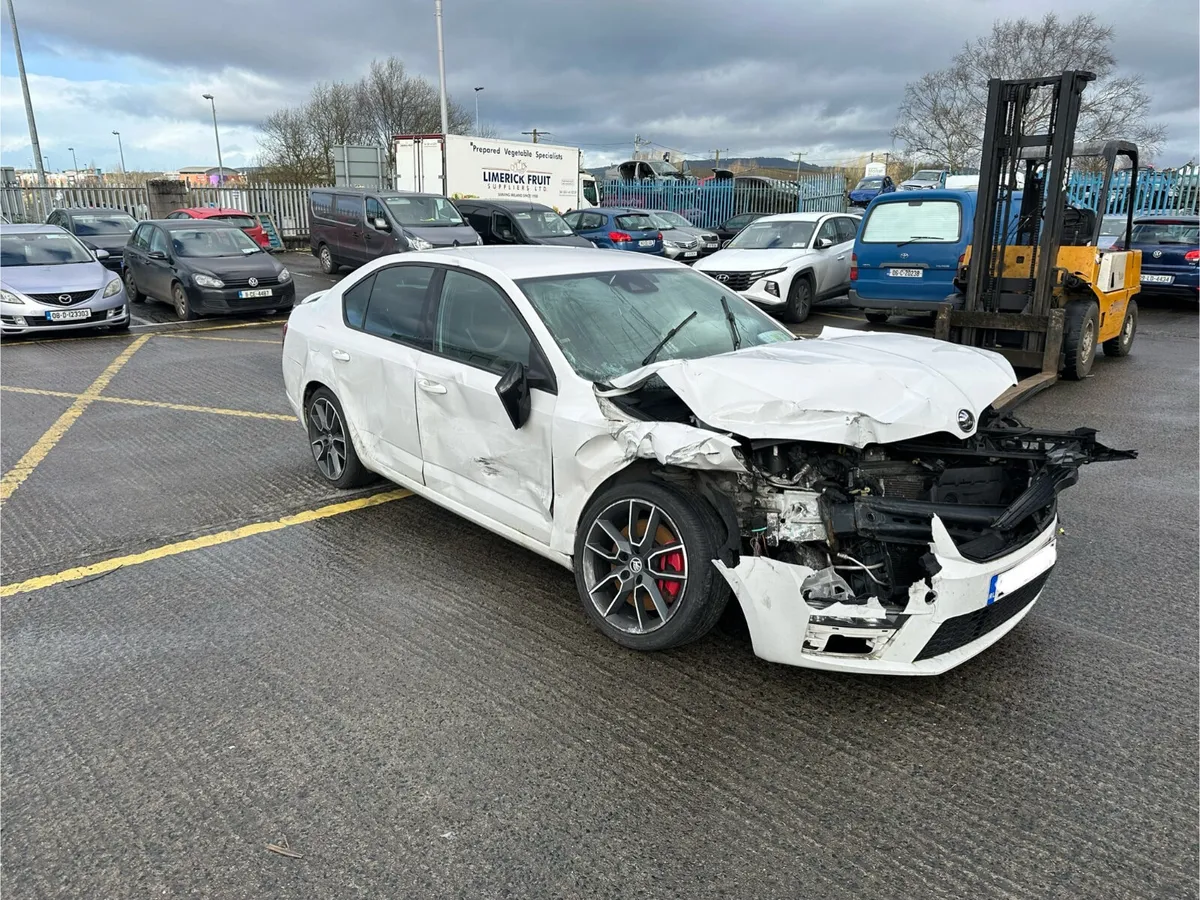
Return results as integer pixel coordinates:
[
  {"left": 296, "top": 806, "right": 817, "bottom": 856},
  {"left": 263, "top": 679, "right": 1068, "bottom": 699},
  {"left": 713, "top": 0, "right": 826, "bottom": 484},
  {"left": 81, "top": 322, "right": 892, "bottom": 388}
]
[
  {"left": 496, "top": 228, "right": 515, "bottom": 243},
  {"left": 815, "top": 237, "right": 834, "bottom": 250},
  {"left": 148, "top": 250, "right": 167, "bottom": 260},
  {"left": 372, "top": 217, "right": 391, "bottom": 232},
  {"left": 495, "top": 361, "right": 531, "bottom": 429},
  {"left": 94, "top": 248, "right": 110, "bottom": 260},
  {"left": 721, "top": 239, "right": 732, "bottom": 248}
]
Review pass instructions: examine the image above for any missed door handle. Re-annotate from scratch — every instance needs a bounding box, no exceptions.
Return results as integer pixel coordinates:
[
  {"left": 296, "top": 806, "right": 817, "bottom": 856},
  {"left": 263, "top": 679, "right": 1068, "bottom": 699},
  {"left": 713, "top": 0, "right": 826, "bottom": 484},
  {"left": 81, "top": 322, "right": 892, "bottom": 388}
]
[
  {"left": 331, "top": 349, "right": 350, "bottom": 362},
  {"left": 837, "top": 255, "right": 847, "bottom": 260},
  {"left": 418, "top": 379, "right": 447, "bottom": 394}
]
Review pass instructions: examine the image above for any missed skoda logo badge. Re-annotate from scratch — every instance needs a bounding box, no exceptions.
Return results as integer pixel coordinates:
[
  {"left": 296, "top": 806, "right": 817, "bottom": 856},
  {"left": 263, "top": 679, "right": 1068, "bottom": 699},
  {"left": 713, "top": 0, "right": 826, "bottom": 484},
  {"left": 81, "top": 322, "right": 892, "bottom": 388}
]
[
  {"left": 629, "top": 557, "right": 643, "bottom": 574},
  {"left": 957, "top": 409, "right": 975, "bottom": 433},
  {"left": 248, "top": 277, "right": 259, "bottom": 287},
  {"left": 716, "top": 273, "right": 729, "bottom": 282},
  {"left": 1152, "top": 250, "right": 1162, "bottom": 258}
]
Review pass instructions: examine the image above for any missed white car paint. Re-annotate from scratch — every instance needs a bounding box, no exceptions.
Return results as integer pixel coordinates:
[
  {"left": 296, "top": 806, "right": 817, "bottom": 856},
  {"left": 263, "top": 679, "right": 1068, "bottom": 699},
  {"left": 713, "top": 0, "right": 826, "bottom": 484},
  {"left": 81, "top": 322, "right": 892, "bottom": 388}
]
[
  {"left": 283, "top": 246, "right": 1076, "bottom": 675},
  {"left": 693, "top": 211, "right": 859, "bottom": 309}
]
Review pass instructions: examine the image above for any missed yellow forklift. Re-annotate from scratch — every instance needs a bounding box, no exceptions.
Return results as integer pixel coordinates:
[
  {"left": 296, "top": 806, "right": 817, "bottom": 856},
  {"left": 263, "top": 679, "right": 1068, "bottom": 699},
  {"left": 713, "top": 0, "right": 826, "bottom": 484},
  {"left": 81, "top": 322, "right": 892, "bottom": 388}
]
[{"left": 934, "top": 71, "right": 1141, "bottom": 408}]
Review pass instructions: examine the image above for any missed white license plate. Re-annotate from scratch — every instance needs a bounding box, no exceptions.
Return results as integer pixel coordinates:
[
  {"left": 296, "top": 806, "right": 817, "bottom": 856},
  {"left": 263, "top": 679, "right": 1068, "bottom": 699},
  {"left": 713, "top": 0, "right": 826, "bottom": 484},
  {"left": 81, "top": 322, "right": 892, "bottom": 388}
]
[
  {"left": 705, "top": 242, "right": 719, "bottom": 249},
  {"left": 238, "top": 288, "right": 273, "bottom": 298},
  {"left": 46, "top": 309, "right": 91, "bottom": 321},
  {"left": 1141, "top": 274, "right": 1173, "bottom": 284},
  {"left": 683, "top": 251, "right": 698, "bottom": 258},
  {"left": 638, "top": 240, "right": 654, "bottom": 247},
  {"left": 888, "top": 268, "right": 923, "bottom": 278}
]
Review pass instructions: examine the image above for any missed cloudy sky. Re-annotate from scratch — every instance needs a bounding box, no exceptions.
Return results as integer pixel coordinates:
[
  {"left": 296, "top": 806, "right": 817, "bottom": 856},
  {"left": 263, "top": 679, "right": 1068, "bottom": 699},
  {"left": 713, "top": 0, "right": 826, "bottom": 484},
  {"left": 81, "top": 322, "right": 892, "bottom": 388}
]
[{"left": 1, "top": 0, "right": 1196, "bottom": 175}]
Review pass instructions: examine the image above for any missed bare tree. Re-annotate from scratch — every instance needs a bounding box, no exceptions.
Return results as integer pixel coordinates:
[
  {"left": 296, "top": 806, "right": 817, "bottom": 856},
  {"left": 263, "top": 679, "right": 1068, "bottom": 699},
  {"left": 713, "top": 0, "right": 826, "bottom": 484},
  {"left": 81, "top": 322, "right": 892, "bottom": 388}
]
[
  {"left": 257, "top": 107, "right": 326, "bottom": 183},
  {"left": 893, "top": 13, "right": 1167, "bottom": 169},
  {"left": 355, "top": 57, "right": 472, "bottom": 168}
]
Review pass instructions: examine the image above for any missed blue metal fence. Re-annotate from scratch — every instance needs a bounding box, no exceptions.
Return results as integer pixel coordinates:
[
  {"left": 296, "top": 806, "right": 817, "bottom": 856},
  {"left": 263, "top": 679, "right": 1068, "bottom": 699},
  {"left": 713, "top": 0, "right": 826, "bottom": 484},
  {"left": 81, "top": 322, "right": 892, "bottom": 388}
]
[
  {"left": 1066, "top": 169, "right": 1199, "bottom": 216},
  {"left": 599, "top": 172, "right": 847, "bottom": 228}
]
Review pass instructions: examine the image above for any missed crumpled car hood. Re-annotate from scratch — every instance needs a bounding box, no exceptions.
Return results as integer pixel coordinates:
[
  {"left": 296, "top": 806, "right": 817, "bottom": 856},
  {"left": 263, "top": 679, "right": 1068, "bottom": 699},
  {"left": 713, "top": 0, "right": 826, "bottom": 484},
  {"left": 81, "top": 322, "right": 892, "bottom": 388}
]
[{"left": 604, "top": 327, "right": 1016, "bottom": 447}]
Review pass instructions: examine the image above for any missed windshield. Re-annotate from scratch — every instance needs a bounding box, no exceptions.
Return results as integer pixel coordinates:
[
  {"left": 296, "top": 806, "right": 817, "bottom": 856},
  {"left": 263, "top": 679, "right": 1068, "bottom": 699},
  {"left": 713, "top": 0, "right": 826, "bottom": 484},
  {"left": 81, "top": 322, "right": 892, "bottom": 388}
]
[
  {"left": 912, "top": 170, "right": 944, "bottom": 182},
  {"left": 71, "top": 213, "right": 137, "bottom": 236},
  {"left": 615, "top": 214, "right": 658, "bottom": 232},
  {"left": 384, "top": 196, "right": 465, "bottom": 227},
  {"left": 518, "top": 268, "right": 793, "bottom": 381},
  {"left": 512, "top": 209, "right": 574, "bottom": 238},
  {"left": 211, "top": 214, "right": 257, "bottom": 229},
  {"left": 0, "top": 231, "right": 95, "bottom": 266},
  {"left": 861, "top": 200, "right": 962, "bottom": 243},
  {"left": 170, "top": 227, "right": 262, "bottom": 257},
  {"left": 854, "top": 178, "right": 883, "bottom": 190},
  {"left": 1130, "top": 221, "right": 1199, "bottom": 245},
  {"left": 647, "top": 161, "right": 680, "bottom": 176},
  {"left": 727, "top": 220, "right": 814, "bottom": 249},
  {"left": 649, "top": 211, "right": 693, "bottom": 229}
]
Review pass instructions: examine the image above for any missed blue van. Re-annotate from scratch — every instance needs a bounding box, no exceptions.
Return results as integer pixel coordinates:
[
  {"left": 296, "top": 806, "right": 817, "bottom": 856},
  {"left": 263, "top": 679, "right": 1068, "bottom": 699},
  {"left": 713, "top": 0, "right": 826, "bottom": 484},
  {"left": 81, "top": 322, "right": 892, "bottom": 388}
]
[{"left": 849, "top": 189, "right": 978, "bottom": 323}]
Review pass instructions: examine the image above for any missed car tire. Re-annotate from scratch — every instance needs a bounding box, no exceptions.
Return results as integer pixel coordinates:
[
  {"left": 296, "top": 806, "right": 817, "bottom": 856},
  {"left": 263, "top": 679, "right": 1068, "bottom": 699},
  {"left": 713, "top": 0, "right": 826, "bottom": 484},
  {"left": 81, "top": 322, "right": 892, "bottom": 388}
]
[
  {"left": 1062, "top": 299, "right": 1099, "bottom": 380},
  {"left": 172, "top": 282, "right": 198, "bottom": 321},
  {"left": 1102, "top": 299, "right": 1137, "bottom": 358},
  {"left": 124, "top": 269, "right": 145, "bottom": 303},
  {"left": 574, "top": 480, "right": 731, "bottom": 653},
  {"left": 783, "top": 274, "right": 813, "bottom": 323},
  {"left": 304, "top": 386, "right": 375, "bottom": 489},
  {"left": 318, "top": 244, "right": 337, "bottom": 275},
  {"left": 865, "top": 311, "right": 889, "bottom": 324}
]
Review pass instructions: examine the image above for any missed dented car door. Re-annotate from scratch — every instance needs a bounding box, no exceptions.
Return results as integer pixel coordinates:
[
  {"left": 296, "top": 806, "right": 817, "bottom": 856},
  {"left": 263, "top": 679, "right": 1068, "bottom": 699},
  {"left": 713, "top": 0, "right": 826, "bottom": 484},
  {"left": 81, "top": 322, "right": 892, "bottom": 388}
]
[{"left": 415, "top": 268, "right": 555, "bottom": 543}]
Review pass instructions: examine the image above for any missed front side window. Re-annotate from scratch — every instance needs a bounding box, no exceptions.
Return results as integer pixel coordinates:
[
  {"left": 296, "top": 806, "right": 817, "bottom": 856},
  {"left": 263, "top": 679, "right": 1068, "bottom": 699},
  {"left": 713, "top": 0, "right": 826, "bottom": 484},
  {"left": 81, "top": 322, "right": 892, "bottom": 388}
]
[
  {"left": 518, "top": 268, "right": 793, "bottom": 382},
  {"left": 132, "top": 224, "right": 151, "bottom": 250},
  {"left": 0, "top": 231, "right": 95, "bottom": 266},
  {"left": 582, "top": 180, "right": 599, "bottom": 205},
  {"left": 815, "top": 219, "right": 839, "bottom": 246},
  {"left": 170, "top": 227, "right": 261, "bottom": 257},
  {"left": 384, "top": 196, "right": 464, "bottom": 227},
  {"left": 363, "top": 265, "right": 435, "bottom": 346},
  {"left": 365, "top": 197, "right": 387, "bottom": 225},
  {"left": 149, "top": 228, "right": 169, "bottom": 255},
  {"left": 71, "top": 213, "right": 137, "bottom": 236},
  {"left": 861, "top": 200, "right": 962, "bottom": 244},
  {"left": 435, "top": 270, "right": 530, "bottom": 373},
  {"left": 511, "top": 209, "right": 574, "bottom": 238},
  {"left": 727, "top": 220, "right": 815, "bottom": 250}
]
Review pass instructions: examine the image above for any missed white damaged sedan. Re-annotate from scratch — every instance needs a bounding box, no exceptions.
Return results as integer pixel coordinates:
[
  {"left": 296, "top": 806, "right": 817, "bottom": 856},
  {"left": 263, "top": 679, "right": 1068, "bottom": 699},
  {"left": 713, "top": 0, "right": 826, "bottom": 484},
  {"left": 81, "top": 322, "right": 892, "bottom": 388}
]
[{"left": 283, "top": 247, "right": 1133, "bottom": 675}]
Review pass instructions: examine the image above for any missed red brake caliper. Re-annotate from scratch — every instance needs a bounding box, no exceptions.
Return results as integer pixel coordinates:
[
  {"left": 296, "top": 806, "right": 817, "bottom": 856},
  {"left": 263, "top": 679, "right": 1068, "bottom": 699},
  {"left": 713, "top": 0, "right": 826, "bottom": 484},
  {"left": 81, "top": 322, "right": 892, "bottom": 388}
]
[{"left": 657, "top": 549, "right": 684, "bottom": 600}]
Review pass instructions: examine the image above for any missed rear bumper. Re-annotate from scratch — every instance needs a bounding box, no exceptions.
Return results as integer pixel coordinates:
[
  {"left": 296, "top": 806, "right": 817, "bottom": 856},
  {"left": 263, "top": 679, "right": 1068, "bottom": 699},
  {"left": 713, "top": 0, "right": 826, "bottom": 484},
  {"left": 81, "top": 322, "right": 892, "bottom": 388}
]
[{"left": 849, "top": 288, "right": 962, "bottom": 314}]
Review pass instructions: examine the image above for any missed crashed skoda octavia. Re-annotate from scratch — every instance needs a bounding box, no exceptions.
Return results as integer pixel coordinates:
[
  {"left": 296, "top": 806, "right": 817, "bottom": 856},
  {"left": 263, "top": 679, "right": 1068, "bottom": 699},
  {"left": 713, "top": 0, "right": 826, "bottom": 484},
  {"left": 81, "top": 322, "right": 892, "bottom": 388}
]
[{"left": 282, "top": 247, "right": 1133, "bottom": 675}]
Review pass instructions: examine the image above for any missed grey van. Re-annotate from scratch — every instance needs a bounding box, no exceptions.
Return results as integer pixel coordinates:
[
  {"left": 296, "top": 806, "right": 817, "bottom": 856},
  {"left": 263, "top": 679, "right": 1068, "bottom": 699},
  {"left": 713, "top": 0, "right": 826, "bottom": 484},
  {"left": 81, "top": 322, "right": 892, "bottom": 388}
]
[
  {"left": 309, "top": 188, "right": 481, "bottom": 273},
  {"left": 453, "top": 200, "right": 592, "bottom": 247}
]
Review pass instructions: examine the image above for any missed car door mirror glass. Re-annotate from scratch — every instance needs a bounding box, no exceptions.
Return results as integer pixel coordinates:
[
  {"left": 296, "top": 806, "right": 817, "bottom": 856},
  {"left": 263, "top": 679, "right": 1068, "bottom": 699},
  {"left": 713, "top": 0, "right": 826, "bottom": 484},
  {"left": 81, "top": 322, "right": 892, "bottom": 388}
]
[{"left": 495, "top": 361, "right": 531, "bottom": 429}]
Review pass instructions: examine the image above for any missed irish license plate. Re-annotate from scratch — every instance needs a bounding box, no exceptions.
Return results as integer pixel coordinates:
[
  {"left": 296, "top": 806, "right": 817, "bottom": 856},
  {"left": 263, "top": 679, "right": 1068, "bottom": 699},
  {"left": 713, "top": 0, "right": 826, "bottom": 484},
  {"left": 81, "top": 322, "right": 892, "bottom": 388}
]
[
  {"left": 638, "top": 240, "right": 654, "bottom": 247},
  {"left": 239, "top": 288, "right": 273, "bottom": 298},
  {"left": 888, "top": 268, "right": 923, "bottom": 278},
  {"left": 1140, "top": 274, "right": 1173, "bottom": 284},
  {"left": 46, "top": 309, "right": 91, "bottom": 322},
  {"left": 683, "top": 251, "right": 698, "bottom": 258},
  {"left": 705, "top": 242, "right": 719, "bottom": 249}
]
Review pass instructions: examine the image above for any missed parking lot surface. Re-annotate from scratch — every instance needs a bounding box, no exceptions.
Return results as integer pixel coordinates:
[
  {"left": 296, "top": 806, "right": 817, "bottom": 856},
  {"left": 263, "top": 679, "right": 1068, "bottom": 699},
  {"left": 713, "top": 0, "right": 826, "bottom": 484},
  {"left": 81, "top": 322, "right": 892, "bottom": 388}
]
[{"left": 2, "top": 257, "right": 1197, "bottom": 898}]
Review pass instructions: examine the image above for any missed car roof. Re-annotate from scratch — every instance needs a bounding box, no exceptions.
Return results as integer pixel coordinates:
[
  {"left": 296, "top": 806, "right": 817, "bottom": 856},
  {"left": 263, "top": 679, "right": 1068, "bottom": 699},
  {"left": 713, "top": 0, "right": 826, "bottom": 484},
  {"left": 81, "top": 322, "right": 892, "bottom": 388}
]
[
  {"left": 413, "top": 245, "right": 682, "bottom": 281},
  {"left": 870, "top": 188, "right": 976, "bottom": 204},
  {"left": 1132, "top": 213, "right": 1198, "bottom": 223},
  {"left": 152, "top": 219, "right": 248, "bottom": 231},
  {"left": 462, "top": 199, "right": 555, "bottom": 213},
  {"left": 314, "top": 188, "right": 444, "bottom": 199},
  {"left": 172, "top": 207, "right": 253, "bottom": 216},
  {"left": 751, "top": 211, "right": 847, "bottom": 224},
  {"left": 0, "top": 223, "right": 66, "bottom": 234},
  {"left": 55, "top": 207, "right": 133, "bottom": 216}
]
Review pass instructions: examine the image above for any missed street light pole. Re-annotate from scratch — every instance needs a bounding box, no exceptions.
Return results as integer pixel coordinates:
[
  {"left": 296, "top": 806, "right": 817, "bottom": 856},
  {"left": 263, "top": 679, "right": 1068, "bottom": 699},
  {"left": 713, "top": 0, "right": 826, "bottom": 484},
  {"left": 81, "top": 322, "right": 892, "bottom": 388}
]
[
  {"left": 434, "top": 0, "right": 449, "bottom": 136},
  {"left": 68, "top": 147, "right": 79, "bottom": 172},
  {"left": 201, "top": 93, "right": 225, "bottom": 187},
  {"left": 6, "top": 0, "right": 47, "bottom": 187},
  {"left": 112, "top": 131, "right": 126, "bottom": 175},
  {"left": 474, "top": 86, "right": 484, "bottom": 136}
]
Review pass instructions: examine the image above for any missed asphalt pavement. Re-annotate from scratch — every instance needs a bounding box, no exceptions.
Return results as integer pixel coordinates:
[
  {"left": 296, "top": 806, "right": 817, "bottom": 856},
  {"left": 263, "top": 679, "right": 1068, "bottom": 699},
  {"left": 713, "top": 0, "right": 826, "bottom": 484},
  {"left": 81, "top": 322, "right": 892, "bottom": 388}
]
[{"left": 1, "top": 254, "right": 1196, "bottom": 899}]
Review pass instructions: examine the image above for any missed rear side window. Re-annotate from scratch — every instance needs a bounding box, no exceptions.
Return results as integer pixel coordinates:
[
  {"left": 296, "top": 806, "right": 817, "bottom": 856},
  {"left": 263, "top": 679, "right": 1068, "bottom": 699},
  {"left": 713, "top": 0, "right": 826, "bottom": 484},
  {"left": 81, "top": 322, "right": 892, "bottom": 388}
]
[
  {"left": 213, "top": 214, "right": 256, "bottom": 229},
  {"left": 615, "top": 214, "right": 655, "bottom": 232},
  {"left": 836, "top": 217, "right": 860, "bottom": 243},
  {"left": 343, "top": 274, "right": 375, "bottom": 330},
  {"left": 335, "top": 195, "right": 362, "bottom": 222},
  {"left": 581, "top": 212, "right": 606, "bottom": 230},
  {"left": 312, "top": 192, "right": 334, "bottom": 218},
  {"left": 861, "top": 200, "right": 962, "bottom": 244},
  {"left": 363, "top": 265, "right": 436, "bottom": 347}
]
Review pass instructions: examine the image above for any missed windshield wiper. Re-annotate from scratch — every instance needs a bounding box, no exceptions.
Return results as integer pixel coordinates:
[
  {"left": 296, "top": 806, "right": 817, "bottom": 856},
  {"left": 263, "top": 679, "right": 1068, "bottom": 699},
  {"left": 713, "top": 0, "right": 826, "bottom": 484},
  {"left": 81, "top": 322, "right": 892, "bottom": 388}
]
[
  {"left": 896, "top": 236, "right": 946, "bottom": 247},
  {"left": 641, "top": 310, "right": 697, "bottom": 367},
  {"left": 719, "top": 295, "right": 741, "bottom": 351}
]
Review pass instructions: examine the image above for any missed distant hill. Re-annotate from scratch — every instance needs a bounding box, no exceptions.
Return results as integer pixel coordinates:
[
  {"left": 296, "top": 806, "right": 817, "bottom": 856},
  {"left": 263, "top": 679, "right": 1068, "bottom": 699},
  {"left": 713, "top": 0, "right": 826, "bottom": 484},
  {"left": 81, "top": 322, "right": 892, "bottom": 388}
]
[{"left": 587, "top": 156, "right": 827, "bottom": 179}]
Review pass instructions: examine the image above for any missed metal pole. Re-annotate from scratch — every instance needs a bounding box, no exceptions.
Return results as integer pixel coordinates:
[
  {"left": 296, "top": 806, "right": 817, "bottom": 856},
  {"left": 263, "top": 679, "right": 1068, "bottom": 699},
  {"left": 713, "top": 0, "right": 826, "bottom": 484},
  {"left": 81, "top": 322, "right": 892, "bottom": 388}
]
[
  {"left": 113, "top": 132, "right": 126, "bottom": 175},
  {"left": 434, "top": 0, "right": 449, "bottom": 136},
  {"left": 474, "top": 86, "right": 484, "bottom": 135},
  {"left": 6, "top": 0, "right": 46, "bottom": 187},
  {"left": 203, "top": 94, "right": 224, "bottom": 187},
  {"left": 69, "top": 147, "right": 79, "bottom": 172}
]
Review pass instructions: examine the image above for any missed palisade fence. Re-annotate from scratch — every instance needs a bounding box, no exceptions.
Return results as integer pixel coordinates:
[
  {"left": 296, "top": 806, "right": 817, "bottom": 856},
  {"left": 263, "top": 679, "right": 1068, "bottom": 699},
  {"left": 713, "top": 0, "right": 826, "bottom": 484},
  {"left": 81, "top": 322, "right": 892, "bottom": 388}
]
[
  {"left": 599, "top": 173, "right": 848, "bottom": 228},
  {"left": 1066, "top": 169, "right": 1199, "bottom": 216},
  {"left": 2, "top": 183, "right": 329, "bottom": 240}
]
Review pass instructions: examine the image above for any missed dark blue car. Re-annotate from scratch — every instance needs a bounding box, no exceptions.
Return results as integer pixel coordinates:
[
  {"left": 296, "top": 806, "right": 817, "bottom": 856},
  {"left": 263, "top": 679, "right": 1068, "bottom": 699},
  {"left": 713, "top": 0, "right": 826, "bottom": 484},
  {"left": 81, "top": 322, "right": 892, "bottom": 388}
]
[
  {"left": 562, "top": 208, "right": 663, "bottom": 254},
  {"left": 848, "top": 175, "right": 896, "bottom": 209},
  {"left": 1128, "top": 214, "right": 1198, "bottom": 300}
]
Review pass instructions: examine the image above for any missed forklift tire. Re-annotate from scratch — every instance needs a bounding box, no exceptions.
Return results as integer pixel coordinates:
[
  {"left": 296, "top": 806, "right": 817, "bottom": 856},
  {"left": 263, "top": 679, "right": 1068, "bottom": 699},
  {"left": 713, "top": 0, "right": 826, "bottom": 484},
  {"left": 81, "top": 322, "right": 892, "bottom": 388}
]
[
  {"left": 1102, "top": 299, "right": 1137, "bottom": 358},
  {"left": 1062, "top": 299, "right": 1099, "bottom": 381}
]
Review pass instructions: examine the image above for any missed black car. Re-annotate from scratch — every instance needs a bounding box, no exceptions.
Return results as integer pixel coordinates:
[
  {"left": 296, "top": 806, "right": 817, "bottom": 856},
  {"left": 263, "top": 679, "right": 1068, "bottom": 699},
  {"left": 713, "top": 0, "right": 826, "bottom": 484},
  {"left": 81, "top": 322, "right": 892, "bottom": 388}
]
[
  {"left": 46, "top": 207, "right": 137, "bottom": 271},
  {"left": 453, "top": 199, "right": 593, "bottom": 247},
  {"left": 123, "top": 220, "right": 295, "bottom": 320},
  {"left": 714, "top": 212, "right": 766, "bottom": 246}
]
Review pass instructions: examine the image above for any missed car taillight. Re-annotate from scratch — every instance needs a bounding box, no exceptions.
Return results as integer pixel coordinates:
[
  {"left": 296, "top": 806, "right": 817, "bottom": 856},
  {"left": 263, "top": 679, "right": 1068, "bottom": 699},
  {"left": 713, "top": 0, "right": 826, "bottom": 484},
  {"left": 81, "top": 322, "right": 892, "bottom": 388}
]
[
  {"left": 1186, "top": 249, "right": 1199, "bottom": 264},
  {"left": 849, "top": 252, "right": 858, "bottom": 281},
  {"left": 657, "top": 232, "right": 663, "bottom": 241},
  {"left": 609, "top": 231, "right": 632, "bottom": 243}
]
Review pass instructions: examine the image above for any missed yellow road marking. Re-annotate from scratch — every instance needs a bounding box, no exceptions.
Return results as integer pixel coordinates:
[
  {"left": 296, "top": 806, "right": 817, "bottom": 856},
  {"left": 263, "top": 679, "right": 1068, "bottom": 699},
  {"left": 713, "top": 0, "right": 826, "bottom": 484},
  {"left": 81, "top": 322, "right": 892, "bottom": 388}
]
[
  {"left": 0, "top": 489, "right": 412, "bottom": 598},
  {"left": 158, "top": 334, "right": 280, "bottom": 344},
  {"left": 1, "top": 385, "right": 296, "bottom": 422},
  {"left": 0, "top": 335, "right": 151, "bottom": 503},
  {"left": 166, "top": 318, "right": 287, "bottom": 333}
]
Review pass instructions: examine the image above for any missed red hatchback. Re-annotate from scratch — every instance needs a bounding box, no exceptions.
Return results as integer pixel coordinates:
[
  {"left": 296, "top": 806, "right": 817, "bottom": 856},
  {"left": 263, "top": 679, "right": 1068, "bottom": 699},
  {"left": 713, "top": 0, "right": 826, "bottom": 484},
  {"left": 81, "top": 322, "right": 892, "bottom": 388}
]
[{"left": 166, "top": 208, "right": 270, "bottom": 249}]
